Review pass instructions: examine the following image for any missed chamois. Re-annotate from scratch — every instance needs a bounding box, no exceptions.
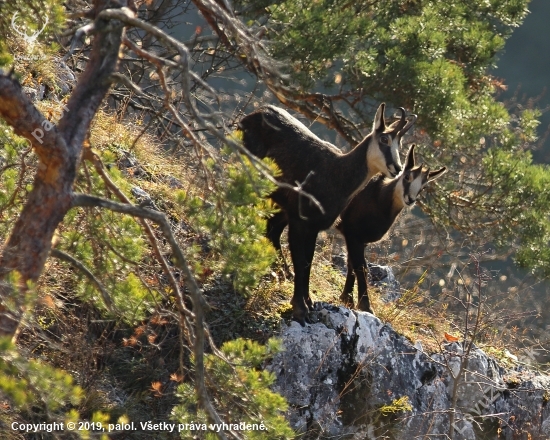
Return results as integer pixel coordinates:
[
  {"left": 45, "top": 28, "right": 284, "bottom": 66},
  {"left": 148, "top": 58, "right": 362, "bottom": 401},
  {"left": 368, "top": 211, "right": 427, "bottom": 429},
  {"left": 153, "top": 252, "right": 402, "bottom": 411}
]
[
  {"left": 239, "top": 103, "right": 415, "bottom": 325},
  {"left": 336, "top": 144, "right": 447, "bottom": 313},
  {"left": 264, "top": 110, "right": 417, "bottom": 266}
]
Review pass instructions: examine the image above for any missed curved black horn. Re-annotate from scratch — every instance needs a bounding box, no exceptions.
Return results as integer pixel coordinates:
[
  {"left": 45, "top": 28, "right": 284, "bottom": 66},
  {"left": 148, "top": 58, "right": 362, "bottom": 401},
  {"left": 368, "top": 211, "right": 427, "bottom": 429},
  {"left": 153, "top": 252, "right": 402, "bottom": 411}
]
[
  {"left": 398, "top": 107, "right": 406, "bottom": 121},
  {"left": 399, "top": 114, "right": 417, "bottom": 136},
  {"left": 395, "top": 107, "right": 407, "bottom": 130}
]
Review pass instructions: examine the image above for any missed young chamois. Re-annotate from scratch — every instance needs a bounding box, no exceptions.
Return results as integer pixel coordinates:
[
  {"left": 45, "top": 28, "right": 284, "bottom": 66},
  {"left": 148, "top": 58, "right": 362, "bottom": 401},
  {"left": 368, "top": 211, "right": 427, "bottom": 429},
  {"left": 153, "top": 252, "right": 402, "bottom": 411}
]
[
  {"left": 238, "top": 103, "right": 415, "bottom": 325},
  {"left": 336, "top": 144, "right": 446, "bottom": 313}
]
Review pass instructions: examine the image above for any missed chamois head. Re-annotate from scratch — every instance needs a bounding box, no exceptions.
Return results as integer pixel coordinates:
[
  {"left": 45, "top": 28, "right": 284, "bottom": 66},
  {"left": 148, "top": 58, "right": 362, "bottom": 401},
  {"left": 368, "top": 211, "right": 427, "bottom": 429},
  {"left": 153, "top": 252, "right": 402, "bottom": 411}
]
[
  {"left": 397, "top": 144, "right": 447, "bottom": 208},
  {"left": 368, "top": 104, "right": 417, "bottom": 178}
]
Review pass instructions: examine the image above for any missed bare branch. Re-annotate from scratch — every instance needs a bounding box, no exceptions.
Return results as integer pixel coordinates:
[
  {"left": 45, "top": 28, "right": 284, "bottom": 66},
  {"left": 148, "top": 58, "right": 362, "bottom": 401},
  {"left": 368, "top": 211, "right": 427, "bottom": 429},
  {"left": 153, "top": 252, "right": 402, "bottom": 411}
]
[
  {"left": 82, "top": 148, "right": 195, "bottom": 321},
  {"left": 57, "top": 6, "right": 129, "bottom": 155},
  {"left": 110, "top": 72, "right": 145, "bottom": 95},
  {"left": 122, "top": 36, "right": 180, "bottom": 69},
  {"left": 50, "top": 248, "right": 115, "bottom": 313},
  {"left": 190, "top": 0, "right": 363, "bottom": 144},
  {"left": 61, "top": 22, "right": 95, "bottom": 60},
  {"left": 105, "top": 7, "right": 328, "bottom": 214}
]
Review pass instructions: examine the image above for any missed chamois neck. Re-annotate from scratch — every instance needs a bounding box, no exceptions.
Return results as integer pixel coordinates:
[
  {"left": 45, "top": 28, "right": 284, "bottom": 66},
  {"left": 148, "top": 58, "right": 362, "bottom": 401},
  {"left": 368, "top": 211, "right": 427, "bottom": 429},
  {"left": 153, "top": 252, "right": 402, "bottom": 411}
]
[
  {"left": 338, "top": 140, "right": 371, "bottom": 200},
  {"left": 391, "top": 179, "right": 406, "bottom": 218}
]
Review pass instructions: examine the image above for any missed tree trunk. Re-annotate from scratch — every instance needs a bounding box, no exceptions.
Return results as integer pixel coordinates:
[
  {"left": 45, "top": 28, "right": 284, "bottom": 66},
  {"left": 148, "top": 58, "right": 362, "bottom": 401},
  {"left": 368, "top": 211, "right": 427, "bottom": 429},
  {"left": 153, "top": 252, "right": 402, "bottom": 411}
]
[{"left": 0, "top": 0, "right": 133, "bottom": 338}]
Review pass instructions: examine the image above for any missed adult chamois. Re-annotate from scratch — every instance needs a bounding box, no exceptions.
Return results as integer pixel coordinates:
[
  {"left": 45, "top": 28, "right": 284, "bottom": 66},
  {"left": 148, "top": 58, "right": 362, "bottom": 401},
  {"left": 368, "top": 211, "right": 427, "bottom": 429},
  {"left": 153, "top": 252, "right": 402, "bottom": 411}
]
[
  {"left": 336, "top": 144, "right": 446, "bottom": 313},
  {"left": 239, "top": 103, "right": 415, "bottom": 325}
]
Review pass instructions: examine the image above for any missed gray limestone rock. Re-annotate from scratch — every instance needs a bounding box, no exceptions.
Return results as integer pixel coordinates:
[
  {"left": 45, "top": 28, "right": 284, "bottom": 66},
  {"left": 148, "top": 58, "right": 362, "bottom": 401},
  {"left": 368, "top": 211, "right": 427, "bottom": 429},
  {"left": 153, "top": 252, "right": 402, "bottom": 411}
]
[
  {"left": 268, "top": 320, "right": 344, "bottom": 436},
  {"left": 269, "top": 299, "right": 550, "bottom": 439},
  {"left": 367, "top": 263, "right": 401, "bottom": 302}
]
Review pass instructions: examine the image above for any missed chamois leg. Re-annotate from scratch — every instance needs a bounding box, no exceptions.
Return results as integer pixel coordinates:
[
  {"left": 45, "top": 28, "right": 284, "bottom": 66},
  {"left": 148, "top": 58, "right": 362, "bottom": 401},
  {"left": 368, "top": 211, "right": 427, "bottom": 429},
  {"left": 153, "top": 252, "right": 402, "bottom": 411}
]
[
  {"left": 302, "top": 230, "right": 316, "bottom": 311},
  {"left": 347, "top": 241, "right": 374, "bottom": 314},
  {"left": 266, "top": 211, "right": 293, "bottom": 278},
  {"left": 356, "top": 264, "right": 373, "bottom": 314},
  {"left": 266, "top": 211, "right": 287, "bottom": 251},
  {"left": 340, "top": 256, "right": 356, "bottom": 308},
  {"left": 288, "top": 220, "right": 317, "bottom": 325}
]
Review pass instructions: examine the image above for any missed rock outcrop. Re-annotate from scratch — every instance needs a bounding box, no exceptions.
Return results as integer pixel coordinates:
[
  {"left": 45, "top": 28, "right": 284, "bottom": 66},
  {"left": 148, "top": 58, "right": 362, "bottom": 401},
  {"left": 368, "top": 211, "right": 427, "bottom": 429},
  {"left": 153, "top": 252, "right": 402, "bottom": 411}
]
[{"left": 268, "top": 300, "right": 550, "bottom": 439}]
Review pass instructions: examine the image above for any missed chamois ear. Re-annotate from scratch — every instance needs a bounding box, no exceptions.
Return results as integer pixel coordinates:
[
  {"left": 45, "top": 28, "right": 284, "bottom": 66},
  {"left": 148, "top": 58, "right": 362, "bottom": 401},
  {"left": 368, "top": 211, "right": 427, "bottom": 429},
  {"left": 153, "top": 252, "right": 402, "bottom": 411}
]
[
  {"left": 373, "top": 103, "right": 386, "bottom": 132},
  {"left": 404, "top": 144, "right": 416, "bottom": 170},
  {"left": 428, "top": 167, "right": 447, "bottom": 182}
]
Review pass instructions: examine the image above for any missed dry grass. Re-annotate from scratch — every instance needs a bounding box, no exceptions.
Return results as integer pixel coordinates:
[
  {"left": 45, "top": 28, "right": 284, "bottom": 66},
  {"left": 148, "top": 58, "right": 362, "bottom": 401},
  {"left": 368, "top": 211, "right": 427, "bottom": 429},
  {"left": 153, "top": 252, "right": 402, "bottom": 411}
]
[
  {"left": 376, "top": 296, "right": 451, "bottom": 354},
  {"left": 11, "top": 38, "right": 60, "bottom": 90},
  {"left": 269, "top": 226, "right": 464, "bottom": 354}
]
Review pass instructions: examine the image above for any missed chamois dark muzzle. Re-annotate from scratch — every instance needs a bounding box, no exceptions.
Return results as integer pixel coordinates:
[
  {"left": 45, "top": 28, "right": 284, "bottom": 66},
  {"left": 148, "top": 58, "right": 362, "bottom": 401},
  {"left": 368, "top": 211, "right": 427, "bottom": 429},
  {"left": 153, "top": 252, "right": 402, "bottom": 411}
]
[{"left": 388, "top": 163, "right": 401, "bottom": 178}]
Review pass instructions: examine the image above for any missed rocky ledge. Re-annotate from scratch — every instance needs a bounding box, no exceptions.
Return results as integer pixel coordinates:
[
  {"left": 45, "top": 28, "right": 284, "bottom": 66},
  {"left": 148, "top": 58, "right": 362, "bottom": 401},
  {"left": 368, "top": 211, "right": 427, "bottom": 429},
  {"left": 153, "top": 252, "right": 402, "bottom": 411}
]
[{"left": 268, "top": 302, "right": 550, "bottom": 439}]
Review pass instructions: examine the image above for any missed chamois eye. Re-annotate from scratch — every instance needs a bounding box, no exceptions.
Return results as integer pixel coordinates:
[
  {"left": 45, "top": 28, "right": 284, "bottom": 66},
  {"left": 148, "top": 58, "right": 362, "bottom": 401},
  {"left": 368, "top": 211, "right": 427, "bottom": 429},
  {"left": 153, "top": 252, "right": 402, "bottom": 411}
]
[
  {"left": 380, "top": 135, "right": 389, "bottom": 144},
  {"left": 405, "top": 173, "right": 413, "bottom": 182}
]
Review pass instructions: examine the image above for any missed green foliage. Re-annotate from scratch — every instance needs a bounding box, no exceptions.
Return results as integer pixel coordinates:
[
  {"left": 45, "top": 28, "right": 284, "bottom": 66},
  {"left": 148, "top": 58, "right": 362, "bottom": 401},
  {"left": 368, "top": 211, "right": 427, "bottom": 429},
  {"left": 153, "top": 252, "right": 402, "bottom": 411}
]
[
  {"left": 0, "top": 129, "right": 149, "bottom": 323},
  {"left": 0, "top": 332, "right": 84, "bottom": 426},
  {"left": 58, "top": 205, "right": 155, "bottom": 322},
  {"left": 182, "top": 153, "right": 278, "bottom": 293},
  {"left": 0, "top": 279, "right": 84, "bottom": 415},
  {"left": 0, "top": 338, "right": 113, "bottom": 440},
  {"left": 172, "top": 338, "right": 294, "bottom": 439},
  {"left": 0, "top": 0, "right": 65, "bottom": 66},
  {"left": 247, "top": 0, "right": 528, "bottom": 142},
  {"left": 0, "top": 123, "right": 32, "bottom": 236},
  {"left": 484, "top": 147, "right": 550, "bottom": 276},
  {"left": 1, "top": 115, "right": 159, "bottom": 328}
]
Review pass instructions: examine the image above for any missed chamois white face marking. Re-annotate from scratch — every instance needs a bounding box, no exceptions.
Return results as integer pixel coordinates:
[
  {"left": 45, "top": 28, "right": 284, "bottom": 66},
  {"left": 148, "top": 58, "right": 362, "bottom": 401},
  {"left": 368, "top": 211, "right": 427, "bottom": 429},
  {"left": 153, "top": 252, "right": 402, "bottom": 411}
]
[
  {"left": 374, "top": 131, "right": 402, "bottom": 177},
  {"left": 402, "top": 170, "right": 425, "bottom": 206},
  {"left": 369, "top": 103, "right": 406, "bottom": 178},
  {"left": 396, "top": 144, "right": 446, "bottom": 208},
  {"left": 366, "top": 141, "right": 391, "bottom": 180},
  {"left": 395, "top": 144, "right": 421, "bottom": 207},
  {"left": 388, "top": 137, "right": 402, "bottom": 176}
]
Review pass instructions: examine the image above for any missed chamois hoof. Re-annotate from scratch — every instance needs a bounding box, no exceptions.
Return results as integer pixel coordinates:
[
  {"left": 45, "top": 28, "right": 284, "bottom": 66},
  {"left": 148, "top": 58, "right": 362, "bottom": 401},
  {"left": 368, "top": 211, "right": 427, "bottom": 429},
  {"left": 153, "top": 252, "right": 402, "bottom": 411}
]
[
  {"left": 358, "top": 301, "right": 374, "bottom": 315},
  {"left": 291, "top": 307, "right": 311, "bottom": 326},
  {"left": 292, "top": 315, "right": 307, "bottom": 327},
  {"left": 290, "top": 299, "right": 310, "bottom": 326},
  {"left": 339, "top": 293, "right": 355, "bottom": 309},
  {"left": 282, "top": 264, "right": 295, "bottom": 281}
]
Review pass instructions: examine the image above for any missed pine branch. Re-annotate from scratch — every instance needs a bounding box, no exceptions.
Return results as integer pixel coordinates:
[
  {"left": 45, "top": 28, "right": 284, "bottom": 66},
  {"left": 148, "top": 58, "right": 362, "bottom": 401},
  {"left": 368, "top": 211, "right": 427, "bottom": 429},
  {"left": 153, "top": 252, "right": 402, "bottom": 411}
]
[
  {"left": 71, "top": 192, "right": 228, "bottom": 438},
  {"left": 0, "top": 70, "right": 67, "bottom": 162}
]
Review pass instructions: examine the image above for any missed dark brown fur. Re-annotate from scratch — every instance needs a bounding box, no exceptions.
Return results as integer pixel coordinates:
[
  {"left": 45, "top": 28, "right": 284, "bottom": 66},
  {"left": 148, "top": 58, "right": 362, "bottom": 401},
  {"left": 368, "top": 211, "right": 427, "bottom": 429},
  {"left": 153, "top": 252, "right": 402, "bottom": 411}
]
[
  {"left": 239, "top": 104, "right": 412, "bottom": 325},
  {"left": 337, "top": 145, "right": 446, "bottom": 313}
]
